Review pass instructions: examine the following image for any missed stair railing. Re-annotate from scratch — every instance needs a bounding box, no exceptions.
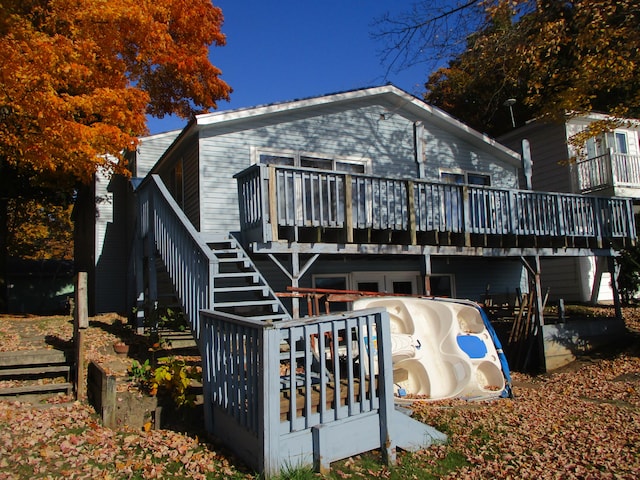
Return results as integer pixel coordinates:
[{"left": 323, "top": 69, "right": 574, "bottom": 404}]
[{"left": 137, "top": 174, "right": 217, "bottom": 340}]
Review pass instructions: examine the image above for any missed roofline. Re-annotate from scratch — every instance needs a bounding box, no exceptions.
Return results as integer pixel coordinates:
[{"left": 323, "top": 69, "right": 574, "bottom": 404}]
[
  {"left": 194, "top": 84, "right": 521, "bottom": 165},
  {"left": 153, "top": 84, "right": 521, "bottom": 169}
]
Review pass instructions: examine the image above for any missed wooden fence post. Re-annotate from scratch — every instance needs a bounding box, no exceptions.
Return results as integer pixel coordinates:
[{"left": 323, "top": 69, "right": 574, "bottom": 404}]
[{"left": 74, "top": 272, "right": 88, "bottom": 400}]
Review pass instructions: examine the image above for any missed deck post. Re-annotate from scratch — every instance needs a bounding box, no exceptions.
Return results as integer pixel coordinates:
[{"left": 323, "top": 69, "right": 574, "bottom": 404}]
[
  {"left": 608, "top": 255, "right": 623, "bottom": 323},
  {"left": 422, "top": 254, "right": 432, "bottom": 296},
  {"left": 268, "top": 166, "right": 279, "bottom": 242},
  {"left": 145, "top": 199, "right": 158, "bottom": 328},
  {"left": 376, "top": 310, "right": 397, "bottom": 466},
  {"left": 462, "top": 185, "right": 471, "bottom": 246},
  {"left": 590, "top": 257, "right": 606, "bottom": 304},
  {"left": 407, "top": 181, "right": 417, "bottom": 245},
  {"left": 530, "top": 256, "right": 547, "bottom": 372},
  {"left": 261, "top": 324, "right": 281, "bottom": 477},
  {"left": 133, "top": 232, "right": 146, "bottom": 333},
  {"left": 344, "top": 174, "right": 354, "bottom": 243}
]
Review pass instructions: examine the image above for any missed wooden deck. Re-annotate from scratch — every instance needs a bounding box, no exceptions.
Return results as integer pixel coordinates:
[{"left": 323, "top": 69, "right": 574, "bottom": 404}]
[{"left": 236, "top": 164, "right": 636, "bottom": 252}]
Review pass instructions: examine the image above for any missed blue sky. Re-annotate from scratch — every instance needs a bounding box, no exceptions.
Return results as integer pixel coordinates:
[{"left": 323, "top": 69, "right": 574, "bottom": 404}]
[{"left": 146, "top": 1, "right": 435, "bottom": 134}]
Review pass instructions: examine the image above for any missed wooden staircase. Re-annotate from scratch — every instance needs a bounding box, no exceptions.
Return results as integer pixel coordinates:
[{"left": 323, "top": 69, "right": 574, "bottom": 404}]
[
  {"left": 206, "top": 234, "right": 290, "bottom": 321},
  {"left": 0, "top": 349, "right": 73, "bottom": 398}
]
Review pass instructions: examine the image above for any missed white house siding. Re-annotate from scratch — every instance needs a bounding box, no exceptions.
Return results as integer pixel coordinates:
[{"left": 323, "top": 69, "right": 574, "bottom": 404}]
[
  {"left": 94, "top": 172, "right": 130, "bottom": 314},
  {"left": 133, "top": 130, "right": 181, "bottom": 178},
  {"left": 197, "top": 102, "right": 520, "bottom": 234}
]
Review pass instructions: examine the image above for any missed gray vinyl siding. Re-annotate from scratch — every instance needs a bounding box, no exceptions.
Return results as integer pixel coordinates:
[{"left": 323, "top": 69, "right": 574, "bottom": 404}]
[
  {"left": 500, "top": 123, "right": 572, "bottom": 193},
  {"left": 157, "top": 136, "right": 200, "bottom": 230},
  {"left": 134, "top": 131, "right": 181, "bottom": 178},
  {"left": 183, "top": 141, "right": 200, "bottom": 230},
  {"left": 198, "top": 102, "right": 519, "bottom": 233},
  {"left": 540, "top": 257, "right": 585, "bottom": 302}
]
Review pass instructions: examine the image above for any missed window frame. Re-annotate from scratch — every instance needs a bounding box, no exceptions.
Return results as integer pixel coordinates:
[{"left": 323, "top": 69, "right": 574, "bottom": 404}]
[
  {"left": 439, "top": 168, "right": 491, "bottom": 186},
  {"left": 251, "top": 147, "right": 372, "bottom": 174}
]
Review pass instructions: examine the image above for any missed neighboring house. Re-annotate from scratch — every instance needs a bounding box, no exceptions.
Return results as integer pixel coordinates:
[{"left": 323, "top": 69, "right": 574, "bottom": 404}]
[{"left": 498, "top": 113, "right": 640, "bottom": 303}]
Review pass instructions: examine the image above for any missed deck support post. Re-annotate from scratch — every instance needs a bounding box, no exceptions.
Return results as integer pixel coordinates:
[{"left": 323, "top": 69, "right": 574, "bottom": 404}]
[
  {"left": 607, "top": 255, "right": 623, "bottom": 323},
  {"left": 421, "top": 254, "right": 432, "bottom": 296},
  {"left": 520, "top": 255, "right": 546, "bottom": 372},
  {"left": 590, "top": 257, "right": 606, "bottom": 304}
]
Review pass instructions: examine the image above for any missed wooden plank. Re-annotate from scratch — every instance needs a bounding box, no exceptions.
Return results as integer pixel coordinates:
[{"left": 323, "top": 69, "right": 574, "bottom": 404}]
[
  {"left": 0, "top": 349, "right": 68, "bottom": 367},
  {"left": 344, "top": 174, "right": 353, "bottom": 243},
  {"left": 0, "top": 365, "right": 71, "bottom": 377},
  {"left": 0, "top": 382, "right": 73, "bottom": 396},
  {"left": 268, "top": 166, "right": 278, "bottom": 241}
]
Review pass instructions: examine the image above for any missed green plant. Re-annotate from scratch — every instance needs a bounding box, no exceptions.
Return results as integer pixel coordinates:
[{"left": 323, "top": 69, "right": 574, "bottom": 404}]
[
  {"left": 129, "top": 359, "right": 153, "bottom": 385},
  {"left": 130, "top": 356, "right": 201, "bottom": 407}
]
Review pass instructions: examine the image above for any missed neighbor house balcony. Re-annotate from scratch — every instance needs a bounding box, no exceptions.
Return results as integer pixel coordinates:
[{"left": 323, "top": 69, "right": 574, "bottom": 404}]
[
  {"left": 576, "top": 149, "right": 640, "bottom": 199},
  {"left": 236, "top": 164, "right": 636, "bottom": 253}
]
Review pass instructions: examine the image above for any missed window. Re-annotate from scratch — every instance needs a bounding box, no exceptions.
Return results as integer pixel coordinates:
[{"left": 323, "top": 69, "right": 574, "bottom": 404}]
[
  {"left": 613, "top": 132, "right": 628, "bottom": 154},
  {"left": 441, "top": 172, "right": 465, "bottom": 185},
  {"left": 587, "top": 132, "right": 629, "bottom": 157},
  {"left": 467, "top": 173, "right": 491, "bottom": 186},
  {"left": 428, "top": 275, "right": 454, "bottom": 297},
  {"left": 254, "top": 147, "right": 371, "bottom": 174},
  {"left": 440, "top": 170, "right": 490, "bottom": 186}
]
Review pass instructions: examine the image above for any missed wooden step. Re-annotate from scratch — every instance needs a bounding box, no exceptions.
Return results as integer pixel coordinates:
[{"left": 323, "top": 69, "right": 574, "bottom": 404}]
[
  {"left": 215, "top": 300, "right": 282, "bottom": 309},
  {"left": 0, "top": 349, "right": 69, "bottom": 367},
  {"left": 0, "top": 349, "right": 74, "bottom": 397},
  {"left": 0, "top": 382, "right": 73, "bottom": 396},
  {"left": 0, "top": 365, "right": 71, "bottom": 377},
  {"left": 213, "top": 285, "right": 269, "bottom": 295}
]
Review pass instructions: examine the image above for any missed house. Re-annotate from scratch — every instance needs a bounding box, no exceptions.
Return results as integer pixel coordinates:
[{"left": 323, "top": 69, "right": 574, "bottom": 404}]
[
  {"left": 498, "top": 113, "right": 640, "bottom": 303},
  {"left": 86, "top": 86, "right": 635, "bottom": 474}
]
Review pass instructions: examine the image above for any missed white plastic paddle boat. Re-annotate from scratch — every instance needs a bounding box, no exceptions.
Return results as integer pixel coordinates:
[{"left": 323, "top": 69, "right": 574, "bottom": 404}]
[{"left": 354, "top": 296, "right": 511, "bottom": 401}]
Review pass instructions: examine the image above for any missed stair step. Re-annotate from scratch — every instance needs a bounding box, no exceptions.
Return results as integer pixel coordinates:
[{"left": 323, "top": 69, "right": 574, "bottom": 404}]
[
  {"left": 212, "top": 248, "right": 243, "bottom": 256},
  {"left": 217, "top": 257, "right": 250, "bottom": 265},
  {"left": 0, "top": 382, "right": 73, "bottom": 396},
  {"left": 0, "top": 365, "right": 71, "bottom": 377},
  {"left": 213, "top": 285, "right": 269, "bottom": 294},
  {"left": 215, "top": 300, "right": 283, "bottom": 309},
  {"left": 245, "top": 314, "right": 291, "bottom": 322},
  {"left": 0, "top": 349, "right": 69, "bottom": 367},
  {"left": 214, "top": 272, "right": 260, "bottom": 281}
]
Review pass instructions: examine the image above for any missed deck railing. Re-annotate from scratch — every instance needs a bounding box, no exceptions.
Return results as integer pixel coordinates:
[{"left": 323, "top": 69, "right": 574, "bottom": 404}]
[
  {"left": 200, "top": 307, "right": 395, "bottom": 476},
  {"left": 236, "top": 164, "right": 636, "bottom": 247},
  {"left": 576, "top": 149, "right": 640, "bottom": 193},
  {"left": 137, "top": 174, "right": 217, "bottom": 339}
]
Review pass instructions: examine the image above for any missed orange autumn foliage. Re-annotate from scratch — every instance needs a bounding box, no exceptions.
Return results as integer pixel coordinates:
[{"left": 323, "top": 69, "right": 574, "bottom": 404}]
[{"left": 0, "top": 0, "right": 231, "bottom": 186}]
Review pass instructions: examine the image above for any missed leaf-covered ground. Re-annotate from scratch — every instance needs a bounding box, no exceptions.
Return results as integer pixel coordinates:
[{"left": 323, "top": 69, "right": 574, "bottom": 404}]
[{"left": 1, "top": 309, "right": 639, "bottom": 479}]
